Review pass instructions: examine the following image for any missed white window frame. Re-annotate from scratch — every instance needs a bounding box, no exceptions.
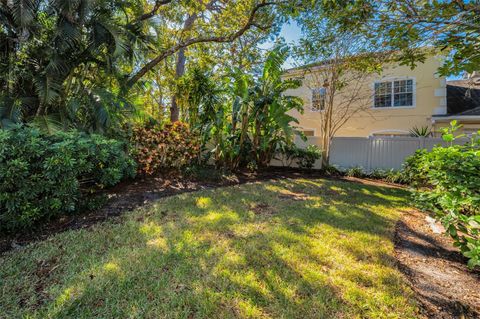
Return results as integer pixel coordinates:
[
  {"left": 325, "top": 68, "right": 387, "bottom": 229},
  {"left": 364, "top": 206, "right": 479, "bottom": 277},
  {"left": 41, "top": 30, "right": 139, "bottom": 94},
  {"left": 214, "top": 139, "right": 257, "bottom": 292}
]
[
  {"left": 372, "top": 77, "right": 416, "bottom": 109},
  {"left": 311, "top": 87, "right": 326, "bottom": 112}
]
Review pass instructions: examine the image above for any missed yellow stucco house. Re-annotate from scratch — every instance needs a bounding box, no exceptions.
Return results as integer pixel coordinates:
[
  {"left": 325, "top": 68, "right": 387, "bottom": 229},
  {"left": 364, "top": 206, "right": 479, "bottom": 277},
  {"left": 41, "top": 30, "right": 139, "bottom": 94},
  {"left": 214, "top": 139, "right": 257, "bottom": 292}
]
[{"left": 284, "top": 54, "right": 480, "bottom": 138}]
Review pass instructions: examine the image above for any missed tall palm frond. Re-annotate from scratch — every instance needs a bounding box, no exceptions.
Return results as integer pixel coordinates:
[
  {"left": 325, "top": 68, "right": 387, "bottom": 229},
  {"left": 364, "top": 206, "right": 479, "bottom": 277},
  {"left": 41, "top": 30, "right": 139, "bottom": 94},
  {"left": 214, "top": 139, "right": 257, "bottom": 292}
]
[
  {"left": 30, "top": 114, "right": 63, "bottom": 134},
  {"left": 262, "top": 45, "right": 289, "bottom": 85},
  {"left": 33, "top": 75, "right": 63, "bottom": 106},
  {"left": 0, "top": 98, "right": 23, "bottom": 128},
  {"left": 12, "top": 0, "right": 36, "bottom": 29}
]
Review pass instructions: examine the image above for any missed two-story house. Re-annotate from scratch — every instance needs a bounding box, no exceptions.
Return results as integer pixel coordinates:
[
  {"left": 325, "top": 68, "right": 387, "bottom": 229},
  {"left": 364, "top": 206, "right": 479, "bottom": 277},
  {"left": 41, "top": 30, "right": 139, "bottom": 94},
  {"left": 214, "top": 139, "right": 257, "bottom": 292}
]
[{"left": 284, "top": 54, "right": 480, "bottom": 138}]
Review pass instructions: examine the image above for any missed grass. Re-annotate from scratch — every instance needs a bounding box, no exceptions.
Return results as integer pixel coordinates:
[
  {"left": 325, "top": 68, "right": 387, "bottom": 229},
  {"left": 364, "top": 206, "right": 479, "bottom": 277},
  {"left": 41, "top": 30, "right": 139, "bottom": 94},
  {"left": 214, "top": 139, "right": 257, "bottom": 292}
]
[{"left": 0, "top": 178, "right": 418, "bottom": 318}]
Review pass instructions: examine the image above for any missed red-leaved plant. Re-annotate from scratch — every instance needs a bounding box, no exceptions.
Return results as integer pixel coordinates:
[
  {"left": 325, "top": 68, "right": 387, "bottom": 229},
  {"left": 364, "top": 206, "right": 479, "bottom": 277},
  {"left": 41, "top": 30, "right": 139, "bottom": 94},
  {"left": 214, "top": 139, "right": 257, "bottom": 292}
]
[{"left": 129, "top": 122, "right": 200, "bottom": 175}]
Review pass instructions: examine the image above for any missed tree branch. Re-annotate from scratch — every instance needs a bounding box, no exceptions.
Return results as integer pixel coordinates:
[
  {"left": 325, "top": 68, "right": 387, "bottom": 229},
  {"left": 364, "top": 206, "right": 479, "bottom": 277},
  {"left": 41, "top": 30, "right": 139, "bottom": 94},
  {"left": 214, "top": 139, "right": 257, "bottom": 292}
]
[
  {"left": 126, "top": 0, "right": 276, "bottom": 88},
  {"left": 136, "top": 0, "right": 173, "bottom": 22}
]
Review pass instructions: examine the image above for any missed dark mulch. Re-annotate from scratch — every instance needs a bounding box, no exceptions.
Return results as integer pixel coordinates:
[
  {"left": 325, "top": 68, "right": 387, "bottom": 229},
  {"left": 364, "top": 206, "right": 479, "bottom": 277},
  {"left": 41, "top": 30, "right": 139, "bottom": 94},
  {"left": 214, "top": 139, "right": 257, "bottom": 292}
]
[
  {"left": 0, "top": 168, "right": 326, "bottom": 255},
  {"left": 395, "top": 209, "right": 480, "bottom": 319}
]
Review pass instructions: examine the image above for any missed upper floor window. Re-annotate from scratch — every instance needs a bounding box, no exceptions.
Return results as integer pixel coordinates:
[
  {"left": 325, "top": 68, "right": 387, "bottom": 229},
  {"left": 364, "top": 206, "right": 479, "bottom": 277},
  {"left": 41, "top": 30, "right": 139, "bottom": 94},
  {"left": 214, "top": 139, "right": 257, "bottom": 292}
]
[
  {"left": 311, "top": 87, "right": 326, "bottom": 111},
  {"left": 374, "top": 79, "right": 414, "bottom": 108}
]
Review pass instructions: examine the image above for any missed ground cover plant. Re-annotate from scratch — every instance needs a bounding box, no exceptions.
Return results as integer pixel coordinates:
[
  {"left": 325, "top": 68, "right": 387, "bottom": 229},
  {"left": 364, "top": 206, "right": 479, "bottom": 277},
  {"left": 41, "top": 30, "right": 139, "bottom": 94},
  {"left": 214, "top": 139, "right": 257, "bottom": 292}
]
[
  {"left": 0, "top": 178, "right": 418, "bottom": 318},
  {"left": 405, "top": 121, "right": 480, "bottom": 268}
]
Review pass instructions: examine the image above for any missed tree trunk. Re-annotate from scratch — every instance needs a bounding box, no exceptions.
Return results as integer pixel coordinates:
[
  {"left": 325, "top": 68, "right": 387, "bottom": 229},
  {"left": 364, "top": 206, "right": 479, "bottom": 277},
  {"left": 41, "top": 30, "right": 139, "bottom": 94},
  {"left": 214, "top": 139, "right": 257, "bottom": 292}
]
[
  {"left": 320, "top": 130, "right": 331, "bottom": 168},
  {"left": 170, "top": 48, "right": 186, "bottom": 122},
  {"left": 321, "top": 145, "right": 330, "bottom": 168},
  {"left": 170, "top": 13, "right": 197, "bottom": 122}
]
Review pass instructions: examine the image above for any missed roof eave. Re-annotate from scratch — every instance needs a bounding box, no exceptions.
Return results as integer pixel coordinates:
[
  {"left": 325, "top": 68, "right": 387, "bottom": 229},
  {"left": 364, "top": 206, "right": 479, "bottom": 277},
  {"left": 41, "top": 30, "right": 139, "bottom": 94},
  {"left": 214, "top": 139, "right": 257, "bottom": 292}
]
[{"left": 432, "top": 115, "right": 480, "bottom": 123}]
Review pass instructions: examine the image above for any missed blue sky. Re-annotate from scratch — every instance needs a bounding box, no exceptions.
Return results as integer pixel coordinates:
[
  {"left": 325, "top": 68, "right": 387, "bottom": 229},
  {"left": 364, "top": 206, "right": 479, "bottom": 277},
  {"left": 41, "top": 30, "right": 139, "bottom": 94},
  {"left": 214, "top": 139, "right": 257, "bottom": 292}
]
[
  {"left": 266, "top": 21, "right": 462, "bottom": 80},
  {"left": 260, "top": 20, "right": 302, "bottom": 69}
]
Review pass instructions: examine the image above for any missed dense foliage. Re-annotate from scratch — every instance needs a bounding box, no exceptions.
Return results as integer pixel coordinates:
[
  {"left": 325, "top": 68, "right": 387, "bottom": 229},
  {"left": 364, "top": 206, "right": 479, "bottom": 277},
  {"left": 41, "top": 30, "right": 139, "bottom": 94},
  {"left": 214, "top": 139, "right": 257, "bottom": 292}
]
[
  {"left": 0, "top": 0, "right": 148, "bottom": 132},
  {"left": 342, "top": 166, "right": 408, "bottom": 184},
  {"left": 277, "top": 144, "right": 322, "bottom": 169},
  {"left": 405, "top": 122, "right": 480, "bottom": 268},
  {"left": 181, "top": 46, "right": 304, "bottom": 170},
  {"left": 129, "top": 122, "right": 200, "bottom": 175},
  {"left": 0, "top": 0, "right": 304, "bottom": 129},
  {"left": 316, "top": 0, "right": 480, "bottom": 76},
  {"left": 0, "top": 127, "right": 135, "bottom": 231}
]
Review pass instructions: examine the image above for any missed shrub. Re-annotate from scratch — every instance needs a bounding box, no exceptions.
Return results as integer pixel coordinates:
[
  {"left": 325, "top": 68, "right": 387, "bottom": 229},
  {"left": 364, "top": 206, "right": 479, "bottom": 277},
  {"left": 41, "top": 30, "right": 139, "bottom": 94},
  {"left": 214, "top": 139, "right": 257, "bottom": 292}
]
[
  {"left": 322, "top": 164, "right": 341, "bottom": 176},
  {"left": 404, "top": 121, "right": 480, "bottom": 268},
  {"left": 345, "top": 166, "right": 365, "bottom": 178},
  {"left": 369, "top": 168, "right": 387, "bottom": 179},
  {"left": 297, "top": 145, "right": 322, "bottom": 169},
  {"left": 0, "top": 127, "right": 136, "bottom": 231},
  {"left": 383, "top": 169, "right": 409, "bottom": 184},
  {"left": 129, "top": 122, "right": 201, "bottom": 175},
  {"left": 277, "top": 144, "right": 322, "bottom": 169}
]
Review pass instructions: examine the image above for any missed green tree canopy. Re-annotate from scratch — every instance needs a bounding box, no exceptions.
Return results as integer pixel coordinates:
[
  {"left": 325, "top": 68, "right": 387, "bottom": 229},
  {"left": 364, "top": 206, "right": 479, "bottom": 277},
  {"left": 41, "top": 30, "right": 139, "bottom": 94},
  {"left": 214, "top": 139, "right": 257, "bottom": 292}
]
[{"left": 313, "top": 0, "right": 480, "bottom": 76}]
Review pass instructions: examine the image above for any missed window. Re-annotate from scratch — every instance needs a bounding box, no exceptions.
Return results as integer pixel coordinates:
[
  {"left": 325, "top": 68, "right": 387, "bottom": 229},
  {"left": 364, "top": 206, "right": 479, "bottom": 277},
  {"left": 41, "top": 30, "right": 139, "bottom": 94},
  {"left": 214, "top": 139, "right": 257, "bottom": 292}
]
[
  {"left": 311, "top": 87, "right": 326, "bottom": 111},
  {"left": 301, "top": 130, "right": 315, "bottom": 137},
  {"left": 374, "top": 79, "right": 414, "bottom": 108}
]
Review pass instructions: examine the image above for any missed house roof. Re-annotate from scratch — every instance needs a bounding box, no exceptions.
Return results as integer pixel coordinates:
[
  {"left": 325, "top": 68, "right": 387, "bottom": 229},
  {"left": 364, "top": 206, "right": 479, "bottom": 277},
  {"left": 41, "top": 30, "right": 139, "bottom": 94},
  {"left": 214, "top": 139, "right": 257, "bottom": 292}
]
[
  {"left": 445, "top": 80, "right": 480, "bottom": 116},
  {"left": 457, "top": 106, "right": 480, "bottom": 116}
]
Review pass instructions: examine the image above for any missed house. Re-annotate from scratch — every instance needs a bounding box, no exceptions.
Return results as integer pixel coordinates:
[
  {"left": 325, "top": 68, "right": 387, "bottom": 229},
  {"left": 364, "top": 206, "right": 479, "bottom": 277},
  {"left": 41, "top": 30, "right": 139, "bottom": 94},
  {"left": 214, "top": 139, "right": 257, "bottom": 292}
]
[
  {"left": 283, "top": 55, "right": 480, "bottom": 138},
  {"left": 432, "top": 74, "right": 480, "bottom": 135}
]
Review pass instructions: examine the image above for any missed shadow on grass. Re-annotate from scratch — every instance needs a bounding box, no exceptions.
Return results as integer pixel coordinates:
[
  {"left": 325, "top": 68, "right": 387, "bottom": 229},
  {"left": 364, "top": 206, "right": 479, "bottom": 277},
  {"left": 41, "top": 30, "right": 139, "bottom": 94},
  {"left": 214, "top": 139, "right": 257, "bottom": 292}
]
[{"left": 1, "top": 177, "right": 416, "bottom": 318}]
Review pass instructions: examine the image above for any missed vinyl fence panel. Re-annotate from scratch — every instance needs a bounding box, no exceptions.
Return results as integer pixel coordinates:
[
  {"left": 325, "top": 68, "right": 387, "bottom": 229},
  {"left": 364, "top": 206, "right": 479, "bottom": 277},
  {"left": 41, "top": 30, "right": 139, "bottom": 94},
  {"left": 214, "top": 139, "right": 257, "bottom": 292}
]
[{"left": 272, "top": 136, "right": 470, "bottom": 171}]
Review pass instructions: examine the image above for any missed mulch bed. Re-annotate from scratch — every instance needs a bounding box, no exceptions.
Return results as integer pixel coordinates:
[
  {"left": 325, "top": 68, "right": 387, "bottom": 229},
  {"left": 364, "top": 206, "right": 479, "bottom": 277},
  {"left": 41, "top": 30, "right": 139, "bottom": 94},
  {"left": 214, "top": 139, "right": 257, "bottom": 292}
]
[
  {"left": 395, "top": 209, "right": 480, "bottom": 319},
  {"left": 2, "top": 168, "right": 479, "bottom": 318}
]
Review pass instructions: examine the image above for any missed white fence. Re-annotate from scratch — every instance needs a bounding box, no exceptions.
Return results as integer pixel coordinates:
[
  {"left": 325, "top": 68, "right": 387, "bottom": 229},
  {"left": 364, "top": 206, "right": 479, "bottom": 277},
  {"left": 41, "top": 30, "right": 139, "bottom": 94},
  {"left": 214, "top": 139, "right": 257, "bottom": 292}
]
[{"left": 275, "top": 136, "right": 468, "bottom": 171}]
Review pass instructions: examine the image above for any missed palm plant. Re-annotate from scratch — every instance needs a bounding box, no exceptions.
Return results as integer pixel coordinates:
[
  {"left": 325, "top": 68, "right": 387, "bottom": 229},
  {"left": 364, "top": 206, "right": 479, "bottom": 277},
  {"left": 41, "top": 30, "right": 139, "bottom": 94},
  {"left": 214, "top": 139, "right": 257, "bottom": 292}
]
[
  {"left": 410, "top": 125, "right": 433, "bottom": 137},
  {"left": 197, "top": 46, "right": 303, "bottom": 170},
  {"left": 0, "top": 0, "right": 147, "bottom": 133},
  {"left": 248, "top": 46, "right": 303, "bottom": 166}
]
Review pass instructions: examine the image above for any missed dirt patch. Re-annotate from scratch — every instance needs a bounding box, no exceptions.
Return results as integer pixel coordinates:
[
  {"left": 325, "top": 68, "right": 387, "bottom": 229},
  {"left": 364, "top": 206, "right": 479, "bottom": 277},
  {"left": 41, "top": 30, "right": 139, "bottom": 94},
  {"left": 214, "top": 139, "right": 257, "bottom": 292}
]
[
  {"left": 250, "top": 202, "right": 276, "bottom": 215},
  {"left": 395, "top": 209, "right": 480, "bottom": 318},
  {"left": 342, "top": 176, "right": 406, "bottom": 189},
  {"left": 278, "top": 189, "right": 310, "bottom": 201}
]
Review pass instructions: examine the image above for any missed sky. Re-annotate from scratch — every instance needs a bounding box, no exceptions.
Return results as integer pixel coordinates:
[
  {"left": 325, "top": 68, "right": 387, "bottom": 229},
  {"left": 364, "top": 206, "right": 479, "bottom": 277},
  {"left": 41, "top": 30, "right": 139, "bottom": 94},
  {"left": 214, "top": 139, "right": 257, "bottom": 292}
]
[
  {"left": 260, "top": 20, "right": 302, "bottom": 69},
  {"left": 266, "top": 21, "right": 463, "bottom": 80}
]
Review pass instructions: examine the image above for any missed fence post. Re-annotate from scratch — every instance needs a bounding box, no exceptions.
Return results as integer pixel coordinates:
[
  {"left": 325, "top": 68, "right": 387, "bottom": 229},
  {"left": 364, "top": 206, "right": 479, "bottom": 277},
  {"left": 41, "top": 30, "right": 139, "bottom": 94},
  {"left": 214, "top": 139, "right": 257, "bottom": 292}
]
[{"left": 366, "top": 136, "right": 372, "bottom": 172}]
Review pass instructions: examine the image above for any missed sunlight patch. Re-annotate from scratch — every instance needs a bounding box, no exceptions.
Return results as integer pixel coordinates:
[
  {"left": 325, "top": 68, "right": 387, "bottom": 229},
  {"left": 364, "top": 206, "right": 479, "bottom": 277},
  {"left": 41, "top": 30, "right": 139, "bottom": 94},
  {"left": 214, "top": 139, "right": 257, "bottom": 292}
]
[
  {"left": 54, "top": 285, "right": 84, "bottom": 308},
  {"left": 103, "top": 262, "right": 121, "bottom": 273},
  {"left": 139, "top": 222, "right": 163, "bottom": 237},
  {"left": 196, "top": 196, "right": 212, "bottom": 209},
  {"left": 147, "top": 237, "right": 168, "bottom": 250},
  {"left": 329, "top": 186, "right": 347, "bottom": 195},
  {"left": 191, "top": 210, "right": 239, "bottom": 226},
  {"left": 236, "top": 299, "right": 268, "bottom": 318}
]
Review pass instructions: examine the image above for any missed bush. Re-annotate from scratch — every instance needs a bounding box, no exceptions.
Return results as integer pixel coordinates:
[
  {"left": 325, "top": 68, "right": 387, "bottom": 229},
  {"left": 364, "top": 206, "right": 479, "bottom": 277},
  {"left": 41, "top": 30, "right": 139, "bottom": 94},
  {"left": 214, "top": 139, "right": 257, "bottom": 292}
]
[
  {"left": 0, "top": 127, "right": 136, "bottom": 231},
  {"left": 322, "top": 164, "right": 341, "bottom": 176},
  {"left": 129, "top": 122, "right": 201, "bottom": 175},
  {"left": 382, "top": 169, "right": 409, "bottom": 184},
  {"left": 278, "top": 144, "right": 322, "bottom": 169},
  {"left": 404, "top": 122, "right": 480, "bottom": 268},
  {"left": 345, "top": 166, "right": 365, "bottom": 178}
]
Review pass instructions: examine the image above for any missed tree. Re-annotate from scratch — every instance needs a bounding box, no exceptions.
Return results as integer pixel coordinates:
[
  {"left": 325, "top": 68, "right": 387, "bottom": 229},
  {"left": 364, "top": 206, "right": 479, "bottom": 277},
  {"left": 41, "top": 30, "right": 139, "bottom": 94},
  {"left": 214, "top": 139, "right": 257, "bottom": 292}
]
[
  {"left": 125, "top": 0, "right": 284, "bottom": 87},
  {"left": 0, "top": 0, "right": 306, "bottom": 130},
  {"left": 317, "top": 0, "right": 480, "bottom": 76},
  {"left": 292, "top": 20, "right": 386, "bottom": 167},
  {"left": 0, "top": 0, "right": 147, "bottom": 132},
  {"left": 176, "top": 46, "right": 303, "bottom": 170}
]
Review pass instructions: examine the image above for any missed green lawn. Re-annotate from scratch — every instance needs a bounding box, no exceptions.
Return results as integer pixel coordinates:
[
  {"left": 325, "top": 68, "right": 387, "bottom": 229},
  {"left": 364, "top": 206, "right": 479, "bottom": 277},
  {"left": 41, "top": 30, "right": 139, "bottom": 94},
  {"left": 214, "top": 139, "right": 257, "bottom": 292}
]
[{"left": 0, "top": 178, "right": 418, "bottom": 318}]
